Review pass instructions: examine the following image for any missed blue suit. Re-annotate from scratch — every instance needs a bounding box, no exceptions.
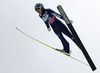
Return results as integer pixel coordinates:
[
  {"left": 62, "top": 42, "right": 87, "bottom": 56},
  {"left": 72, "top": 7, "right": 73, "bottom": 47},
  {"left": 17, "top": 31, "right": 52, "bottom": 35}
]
[{"left": 39, "top": 9, "right": 75, "bottom": 53}]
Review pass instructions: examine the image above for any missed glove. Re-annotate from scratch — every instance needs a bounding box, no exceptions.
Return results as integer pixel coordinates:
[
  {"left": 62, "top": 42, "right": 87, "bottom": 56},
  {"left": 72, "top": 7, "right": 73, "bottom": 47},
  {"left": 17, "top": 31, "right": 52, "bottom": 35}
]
[
  {"left": 47, "top": 28, "right": 51, "bottom": 31},
  {"left": 70, "top": 20, "right": 73, "bottom": 24}
]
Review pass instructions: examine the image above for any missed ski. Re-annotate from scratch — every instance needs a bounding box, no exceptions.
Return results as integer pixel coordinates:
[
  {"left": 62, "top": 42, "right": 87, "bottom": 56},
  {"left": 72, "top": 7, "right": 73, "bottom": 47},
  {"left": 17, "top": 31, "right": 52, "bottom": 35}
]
[
  {"left": 57, "top": 5, "right": 96, "bottom": 71},
  {"left": 16, "top": 27, "right": 89, "bottom": 67}
]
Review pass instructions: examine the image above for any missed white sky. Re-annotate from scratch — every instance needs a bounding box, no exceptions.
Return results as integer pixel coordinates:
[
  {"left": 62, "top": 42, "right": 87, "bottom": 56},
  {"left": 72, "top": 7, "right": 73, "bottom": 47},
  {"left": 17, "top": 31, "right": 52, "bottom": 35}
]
[{"left": 0, "top": 0, "right": 100, "bottom": 73}]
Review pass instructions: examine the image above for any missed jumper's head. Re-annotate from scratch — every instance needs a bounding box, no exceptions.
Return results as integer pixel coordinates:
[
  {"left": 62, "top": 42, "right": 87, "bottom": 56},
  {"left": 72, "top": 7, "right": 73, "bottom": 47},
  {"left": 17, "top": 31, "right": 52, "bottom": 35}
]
[{"left": 35, "top": 3, "right": 44, "bottom": 14}]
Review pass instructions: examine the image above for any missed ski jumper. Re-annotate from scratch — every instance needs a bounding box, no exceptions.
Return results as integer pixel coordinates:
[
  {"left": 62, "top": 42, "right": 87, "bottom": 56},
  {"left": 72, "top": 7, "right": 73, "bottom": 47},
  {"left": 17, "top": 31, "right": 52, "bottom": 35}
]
[{"left": 39, "top": 9, "right": 74, "bottom": 53}]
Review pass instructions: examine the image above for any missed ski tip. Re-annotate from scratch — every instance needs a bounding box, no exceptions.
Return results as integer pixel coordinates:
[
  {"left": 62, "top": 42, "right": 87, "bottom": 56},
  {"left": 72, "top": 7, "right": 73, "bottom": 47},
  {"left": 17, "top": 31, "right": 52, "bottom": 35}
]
[
  {"left": 15, "top": 27, "right": 19, "bottom": 30},
  {"left": 57, "top": 5, "right": 61, "bottom": 7},
  {"left": 15, "top": 26, "right": 17, "bottom": 29},
  {"left": 57, "top": 5, "right": 61, "bottom": 8},
  {"left": 15, "top": 27, "right": 21, "bottom": 31}
]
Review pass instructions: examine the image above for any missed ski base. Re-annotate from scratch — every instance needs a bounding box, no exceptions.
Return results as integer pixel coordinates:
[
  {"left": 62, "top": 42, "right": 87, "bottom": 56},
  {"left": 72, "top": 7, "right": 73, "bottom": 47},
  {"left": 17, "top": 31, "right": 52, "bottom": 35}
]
[{"left": 57, "top": 5, "right": 96, "bottom": 71}]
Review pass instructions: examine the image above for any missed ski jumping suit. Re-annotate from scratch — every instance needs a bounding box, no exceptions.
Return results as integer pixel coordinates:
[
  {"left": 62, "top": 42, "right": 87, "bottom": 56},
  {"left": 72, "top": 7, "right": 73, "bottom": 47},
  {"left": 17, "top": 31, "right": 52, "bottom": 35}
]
[{"left": 39, "top": 9, "right": 75, "bottom": 53}]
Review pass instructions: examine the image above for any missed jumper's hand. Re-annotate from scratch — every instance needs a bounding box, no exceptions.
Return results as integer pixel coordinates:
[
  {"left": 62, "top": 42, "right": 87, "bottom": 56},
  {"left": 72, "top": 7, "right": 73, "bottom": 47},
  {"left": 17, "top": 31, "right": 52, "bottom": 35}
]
[
  {"left": 47, "top": 28, "right": 51, "bottom": 32},
  {"left": 70, "top": 20, "right": 73, "bottom": 24}
]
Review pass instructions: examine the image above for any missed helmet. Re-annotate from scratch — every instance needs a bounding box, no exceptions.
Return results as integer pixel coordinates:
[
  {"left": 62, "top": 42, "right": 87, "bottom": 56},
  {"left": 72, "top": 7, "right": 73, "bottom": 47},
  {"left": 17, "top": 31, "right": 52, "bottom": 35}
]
[{"left": 35, "top": 3, "right": 44, "bottom": 11}]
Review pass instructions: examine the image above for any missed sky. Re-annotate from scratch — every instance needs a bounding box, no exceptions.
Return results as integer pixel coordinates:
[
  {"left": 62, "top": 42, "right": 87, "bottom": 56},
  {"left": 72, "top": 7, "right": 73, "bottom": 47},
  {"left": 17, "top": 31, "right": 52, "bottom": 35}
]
[{"left": 0, "top": 0, "right": 100, "bottom": 73}]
